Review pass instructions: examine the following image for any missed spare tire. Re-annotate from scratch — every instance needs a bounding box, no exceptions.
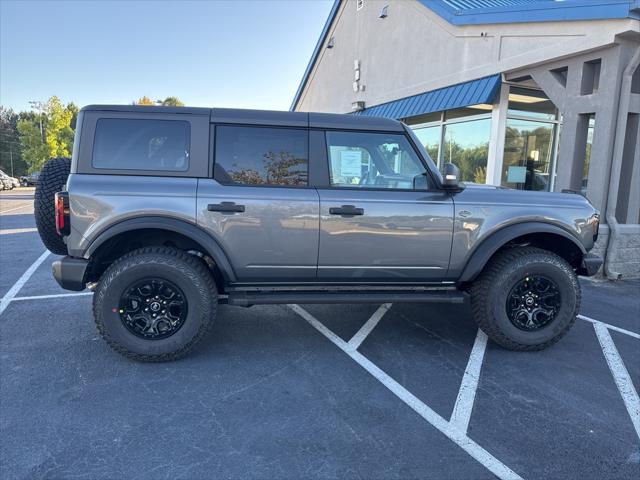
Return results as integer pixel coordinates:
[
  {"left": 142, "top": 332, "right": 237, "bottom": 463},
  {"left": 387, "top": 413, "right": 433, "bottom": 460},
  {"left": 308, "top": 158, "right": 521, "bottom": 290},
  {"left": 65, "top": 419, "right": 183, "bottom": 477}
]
[{"left": 35, "top": 157, "right": 71, "bottom": 255}]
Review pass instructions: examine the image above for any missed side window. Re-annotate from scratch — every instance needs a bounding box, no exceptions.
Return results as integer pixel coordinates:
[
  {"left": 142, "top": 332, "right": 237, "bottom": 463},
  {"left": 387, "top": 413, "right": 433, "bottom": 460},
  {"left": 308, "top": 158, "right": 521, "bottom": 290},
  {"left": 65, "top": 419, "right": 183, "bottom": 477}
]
[
  {"left": 214, "top": 126, "right": 308, "bottom": 186},
  {"left": 326, "top": 131, "right": 427, "bottom": 190},
  {"left": 93, "top": 119, "right": 190, "bottom": 171}
]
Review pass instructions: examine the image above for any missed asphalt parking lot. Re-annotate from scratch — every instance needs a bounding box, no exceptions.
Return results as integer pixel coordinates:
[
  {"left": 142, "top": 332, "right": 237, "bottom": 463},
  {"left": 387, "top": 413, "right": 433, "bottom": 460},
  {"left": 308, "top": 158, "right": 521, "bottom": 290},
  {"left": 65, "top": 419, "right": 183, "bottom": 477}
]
[{"left": 1, "top": 188, "right": 639, "bottom": 480}]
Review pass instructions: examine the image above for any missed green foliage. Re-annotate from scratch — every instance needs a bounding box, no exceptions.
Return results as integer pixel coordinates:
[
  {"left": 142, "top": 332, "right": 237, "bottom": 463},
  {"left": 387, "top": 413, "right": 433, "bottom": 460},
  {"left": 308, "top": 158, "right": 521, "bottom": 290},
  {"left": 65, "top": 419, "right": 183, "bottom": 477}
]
[
  {"left": 16, "top": 96, "right": 76, "bottom": 173},
  {"left": 444, "top": 140, "right": 489, "bottom": 183},
  {"left": 17, "top": 118, "right": 49, "bottom": 173},
  {"left": 160, "top": 96, "right": 185, "bottom": 107},
  {"left": 0, "top": 107, "right": 29, "bottom": 176}
]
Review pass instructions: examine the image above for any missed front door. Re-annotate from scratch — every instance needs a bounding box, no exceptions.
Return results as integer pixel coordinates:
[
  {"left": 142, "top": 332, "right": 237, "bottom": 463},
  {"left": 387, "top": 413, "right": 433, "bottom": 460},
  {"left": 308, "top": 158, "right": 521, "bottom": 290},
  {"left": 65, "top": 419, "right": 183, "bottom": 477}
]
[
  {"left": 197, "top": 125, "right": 319, "bottom": 282},
  {"left": 318, "top": 130, "right": 454, "bottom": 282}
]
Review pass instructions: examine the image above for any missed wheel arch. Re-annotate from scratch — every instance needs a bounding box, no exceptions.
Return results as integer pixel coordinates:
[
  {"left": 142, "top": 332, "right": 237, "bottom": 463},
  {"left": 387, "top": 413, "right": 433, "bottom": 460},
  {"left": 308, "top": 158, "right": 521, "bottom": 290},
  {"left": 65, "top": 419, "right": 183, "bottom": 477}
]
[
  {"left": 84, "top": 217, "right": 237, "bottom": 285},
  {"left": 458, "top": 222, "right": 586, "bottom": 283}
]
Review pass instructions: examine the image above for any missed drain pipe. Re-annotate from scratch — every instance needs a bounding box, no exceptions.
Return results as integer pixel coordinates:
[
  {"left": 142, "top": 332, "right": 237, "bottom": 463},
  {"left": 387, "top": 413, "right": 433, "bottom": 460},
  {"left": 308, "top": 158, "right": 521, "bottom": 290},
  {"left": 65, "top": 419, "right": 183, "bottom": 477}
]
[{"left": 603, "top": 45, "right": 640, "bottom": 280}]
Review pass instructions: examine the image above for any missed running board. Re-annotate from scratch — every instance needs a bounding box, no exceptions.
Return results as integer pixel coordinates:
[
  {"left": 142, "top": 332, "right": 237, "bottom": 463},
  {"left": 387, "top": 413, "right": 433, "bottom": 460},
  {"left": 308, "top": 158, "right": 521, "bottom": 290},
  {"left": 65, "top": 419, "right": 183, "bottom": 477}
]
[{"left": 225, "top": 289, "right": 466, "bottom": 307}]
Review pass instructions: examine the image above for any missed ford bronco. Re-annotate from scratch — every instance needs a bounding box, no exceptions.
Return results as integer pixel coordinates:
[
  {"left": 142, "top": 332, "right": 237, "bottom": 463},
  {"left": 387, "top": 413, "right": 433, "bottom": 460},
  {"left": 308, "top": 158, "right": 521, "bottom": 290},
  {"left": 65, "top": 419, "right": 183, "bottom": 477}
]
[{"left": 34, "top": 105, "right": 602, "bottom": 361}]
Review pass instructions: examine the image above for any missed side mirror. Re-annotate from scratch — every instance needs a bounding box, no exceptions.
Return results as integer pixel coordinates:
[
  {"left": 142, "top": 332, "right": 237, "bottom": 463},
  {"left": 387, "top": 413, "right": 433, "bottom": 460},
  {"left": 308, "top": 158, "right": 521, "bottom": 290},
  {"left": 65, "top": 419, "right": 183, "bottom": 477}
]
[{"left": 442, "top": 163, "right": 462, "bottom": 190}]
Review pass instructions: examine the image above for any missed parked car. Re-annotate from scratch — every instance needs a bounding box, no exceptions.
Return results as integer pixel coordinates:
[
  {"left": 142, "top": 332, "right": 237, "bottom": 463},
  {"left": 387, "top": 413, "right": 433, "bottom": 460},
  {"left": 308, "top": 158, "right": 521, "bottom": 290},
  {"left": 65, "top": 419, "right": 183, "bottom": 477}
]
[
  {"left": 0, "top": 170, "right": 20, "bottom": 189},
  {"left": 0, "top": 174, "right": 14, "bottom": 190},
  {"left": 20, "top": 172, "right": 40, "bottom": 186},
  {"left": 35, "top": 105, "right": 601, "bottom": 362}
]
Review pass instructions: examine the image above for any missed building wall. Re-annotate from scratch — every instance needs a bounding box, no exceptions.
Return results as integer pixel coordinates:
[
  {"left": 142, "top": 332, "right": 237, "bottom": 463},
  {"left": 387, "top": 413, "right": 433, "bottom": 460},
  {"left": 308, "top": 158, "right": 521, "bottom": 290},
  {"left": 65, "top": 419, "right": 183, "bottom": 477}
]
[{"left": 295, "top": 0, "right": 638, "bottom": 114}]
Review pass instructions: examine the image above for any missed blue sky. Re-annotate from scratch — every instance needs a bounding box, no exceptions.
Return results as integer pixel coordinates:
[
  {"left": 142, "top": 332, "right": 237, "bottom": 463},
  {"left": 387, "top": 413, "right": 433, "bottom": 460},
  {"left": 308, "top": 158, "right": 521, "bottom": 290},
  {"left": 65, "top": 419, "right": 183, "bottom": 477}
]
[{"left": 0, "top": 0, "right": 334, "bottom": 112}]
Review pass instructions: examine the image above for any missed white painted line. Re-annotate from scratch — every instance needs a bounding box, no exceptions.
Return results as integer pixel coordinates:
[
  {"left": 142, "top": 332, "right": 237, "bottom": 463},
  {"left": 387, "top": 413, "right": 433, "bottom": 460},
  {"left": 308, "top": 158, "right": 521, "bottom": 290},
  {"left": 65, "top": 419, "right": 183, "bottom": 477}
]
[
  {"left": 347, "top": 303, "right": 392, "bottom": 350},
  {"left": 594, "top": 322, "right": 640, "bottom": 440},
  {"left": 0, "top": 203, "right": 32, "bottom": 214},
  {"left": 578, "top": 314, "right": 640, "bottom": 340},
  {"left": 11, "top": 292, "right": 92, "bottom": 302},
  {"left": 0, "top": 250, "right": 50, "bottom": 315},
  {"left": 289, "top": 304, "right": 523, "bottom": 480},
  {"left": 450, "top": 329, "right": 488, "bottom": 434},
  {"left": 0, "top": 227, "right": 38, "bottom": 235}
]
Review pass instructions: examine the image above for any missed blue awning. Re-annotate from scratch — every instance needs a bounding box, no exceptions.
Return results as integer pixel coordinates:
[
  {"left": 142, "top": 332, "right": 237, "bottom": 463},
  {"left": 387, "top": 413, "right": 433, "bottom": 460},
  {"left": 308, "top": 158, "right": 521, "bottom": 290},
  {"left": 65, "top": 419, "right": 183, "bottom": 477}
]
[{"left": 354, "top": 74, "right": 501, "bottom": 119}]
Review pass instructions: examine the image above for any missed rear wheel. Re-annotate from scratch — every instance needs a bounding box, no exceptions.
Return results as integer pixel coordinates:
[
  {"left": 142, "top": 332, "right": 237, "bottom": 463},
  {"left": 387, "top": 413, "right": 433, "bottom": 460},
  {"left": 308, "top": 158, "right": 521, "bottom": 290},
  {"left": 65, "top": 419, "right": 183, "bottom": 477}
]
[
  {"left": 34, "top": 157, "right": 71, "bottom": 255},
  {"left": 470, "top": 247, "right": 580, "bottom": 351},
  {"left": 93, "top": 247, "right": 217, "bottom": 362}
]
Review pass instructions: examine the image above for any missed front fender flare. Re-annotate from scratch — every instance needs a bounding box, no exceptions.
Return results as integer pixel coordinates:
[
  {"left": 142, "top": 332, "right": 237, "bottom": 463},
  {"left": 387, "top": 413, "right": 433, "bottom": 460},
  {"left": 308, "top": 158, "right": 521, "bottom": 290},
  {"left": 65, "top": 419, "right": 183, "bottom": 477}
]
[
  {"left": 458, "top": 222, "right": 586, "bottom": 283},
  {"left": 83, "top": 216, "right": 237, "bottom": 283}
]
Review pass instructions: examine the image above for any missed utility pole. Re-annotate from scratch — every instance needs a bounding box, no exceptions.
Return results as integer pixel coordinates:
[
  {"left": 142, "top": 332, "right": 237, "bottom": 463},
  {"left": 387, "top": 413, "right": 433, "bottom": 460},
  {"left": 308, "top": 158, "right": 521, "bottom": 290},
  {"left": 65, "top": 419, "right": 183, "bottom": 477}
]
[
  {"left": 28, "top": 100, "right": 46, "bottom": 143},
  {"left": 9, "top": 143, "right": 14, "bottom": 177}
]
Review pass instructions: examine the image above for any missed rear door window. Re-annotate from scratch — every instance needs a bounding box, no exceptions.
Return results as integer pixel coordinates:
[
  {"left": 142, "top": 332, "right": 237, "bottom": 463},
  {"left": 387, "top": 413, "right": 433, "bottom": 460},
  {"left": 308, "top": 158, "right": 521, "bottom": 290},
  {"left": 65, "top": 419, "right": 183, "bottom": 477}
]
[
  {"left": 214, "top": 126, "right": 308, "bottom": 186},
  {"left": 92, "top": 118, "right": 190, "bottom": 171}
]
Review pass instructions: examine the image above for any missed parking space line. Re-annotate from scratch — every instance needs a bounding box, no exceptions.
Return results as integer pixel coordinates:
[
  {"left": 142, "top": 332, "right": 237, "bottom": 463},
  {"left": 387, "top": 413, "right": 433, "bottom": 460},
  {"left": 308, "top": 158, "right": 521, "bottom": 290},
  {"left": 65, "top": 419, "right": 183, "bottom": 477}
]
[
  {"left": 0, "top": 203, "right": 32, "bottom": 214},
  {"left": 347, "top": 303, "right": 392, "bottom": 350},
  {"left": 0, "top": 250, "right": 50, "bottom": 315},
  {"left": 578, "top": 314, "right": 640, "bottom": 339},
  {"left": 594, "top": 323, "right": 640, "bottom": 440},
  {"left": 450, "top": 329, "right": 488, "bottom": 434},
  {"left": 0, "top": 227, "right": 38, "bottom": 235},
  {"left": 11, "top": 292, "right": 93, "bottom": 302},
  {"left": 289, "top": 304, "right": 523, "bottom": 480}
]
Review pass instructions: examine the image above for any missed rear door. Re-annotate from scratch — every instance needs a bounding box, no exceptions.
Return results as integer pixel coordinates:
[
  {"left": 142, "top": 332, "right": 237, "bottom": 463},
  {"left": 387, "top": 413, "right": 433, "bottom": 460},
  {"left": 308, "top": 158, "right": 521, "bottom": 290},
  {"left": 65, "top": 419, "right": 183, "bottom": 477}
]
[
  {"left": 197, "top": 124, "right": 319, "bottom": 282},
  {"left": 317, "top": 130, "right": 454, "bottom": 282}
]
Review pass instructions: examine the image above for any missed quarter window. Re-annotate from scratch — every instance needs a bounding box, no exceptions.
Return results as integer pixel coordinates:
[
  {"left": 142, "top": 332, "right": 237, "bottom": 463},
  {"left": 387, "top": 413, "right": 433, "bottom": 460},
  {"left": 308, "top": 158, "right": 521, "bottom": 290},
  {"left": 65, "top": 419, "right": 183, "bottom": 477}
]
[
  {"left": 93, "top": 119, "right": 190, "bottom": 171},
  {"left": 325, "top": 131, "right": 427, "bottom": 190},
  {"left": 214, "top": 126, "right": 308, "bottom": 186}
]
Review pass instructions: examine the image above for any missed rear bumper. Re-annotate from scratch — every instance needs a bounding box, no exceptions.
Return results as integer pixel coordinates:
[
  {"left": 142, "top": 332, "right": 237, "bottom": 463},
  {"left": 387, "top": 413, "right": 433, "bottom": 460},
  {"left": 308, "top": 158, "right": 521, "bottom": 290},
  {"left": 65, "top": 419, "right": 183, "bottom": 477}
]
[
  {"left": 52, "top": 256, "right": 88, "bottom": 291},
  {"left": 578, "top": 252, "right": 603, "bottom": 277}
]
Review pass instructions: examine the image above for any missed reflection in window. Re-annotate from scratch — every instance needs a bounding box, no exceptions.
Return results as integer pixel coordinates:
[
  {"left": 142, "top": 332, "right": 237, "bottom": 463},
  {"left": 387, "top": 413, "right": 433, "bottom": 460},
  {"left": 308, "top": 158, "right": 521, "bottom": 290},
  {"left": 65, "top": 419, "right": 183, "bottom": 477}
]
[
  {"left": 442, "top": 118, "right": 491, "bottom": 183},
  {"left": 582, "top": 115, "right": 595, "bottom": 195},
  {"left": 501, "top": 119, "right": 555, "bottom": 191},
  {"left": 214, "top": 126, "right": 308, "bottom": 186},
  {"left": 508, "top": 87, "right": 556, "bottom": 121},
  {"left": 93, "top": 119, "right": 190, "bottom": 171},
  {"left": 326, "top": 131, "right": 427, "bottom": 190},
  {"left": 413, "top": 126, "right": 440, "bottom": 164}
]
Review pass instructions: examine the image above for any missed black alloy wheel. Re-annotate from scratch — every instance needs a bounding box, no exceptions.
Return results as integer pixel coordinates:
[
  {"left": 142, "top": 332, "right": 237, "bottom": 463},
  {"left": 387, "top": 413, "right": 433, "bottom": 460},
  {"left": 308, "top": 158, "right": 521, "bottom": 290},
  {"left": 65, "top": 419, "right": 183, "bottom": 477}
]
[{"left": 506, "top": 275, "right": 561, "bottom": 331}]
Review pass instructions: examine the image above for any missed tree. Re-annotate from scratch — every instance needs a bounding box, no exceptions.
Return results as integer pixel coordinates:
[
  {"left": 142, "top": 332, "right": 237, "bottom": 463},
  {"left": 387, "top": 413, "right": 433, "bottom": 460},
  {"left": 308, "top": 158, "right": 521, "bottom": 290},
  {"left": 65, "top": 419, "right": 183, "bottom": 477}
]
[
  {"left": 0, "top": 107, "right": 28, "bottom": 176},
  {"left": 16, "top": 96, "right": 77, "bottom": 172},
  {"left": 135, "top": 96, "right": 155, "bottom": 105},
  {"left": 17, "top": 119, "right": 49, "bottom": 173},
  {"left": 45, "top": 96, "right": 74, "bottom": 158},
  {"left": 160, "top": 96, "right": 185, "bottom": 107}
]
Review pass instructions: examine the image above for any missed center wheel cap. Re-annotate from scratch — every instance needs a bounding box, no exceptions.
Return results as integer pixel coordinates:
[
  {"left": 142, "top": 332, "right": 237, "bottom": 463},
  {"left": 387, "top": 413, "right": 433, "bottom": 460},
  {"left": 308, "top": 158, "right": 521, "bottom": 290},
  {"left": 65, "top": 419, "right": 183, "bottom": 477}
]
[{"left": 150, "top": 301, "right": 161, "bottom": 312}]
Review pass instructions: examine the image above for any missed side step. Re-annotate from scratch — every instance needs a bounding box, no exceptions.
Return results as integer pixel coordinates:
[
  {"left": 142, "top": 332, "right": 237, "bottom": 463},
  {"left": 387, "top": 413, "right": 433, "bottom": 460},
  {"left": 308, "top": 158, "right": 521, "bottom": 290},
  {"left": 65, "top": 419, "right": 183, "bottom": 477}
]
[{"left": 225, "top": 289, "right": 466, "bottom": 307}]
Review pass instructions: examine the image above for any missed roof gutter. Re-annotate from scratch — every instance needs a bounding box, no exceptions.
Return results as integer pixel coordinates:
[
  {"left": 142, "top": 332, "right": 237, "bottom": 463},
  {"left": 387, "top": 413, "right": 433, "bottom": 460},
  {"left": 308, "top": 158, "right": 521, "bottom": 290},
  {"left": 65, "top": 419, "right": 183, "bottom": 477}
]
[{"left": 289, "top": 0, "right": 341, "bottom": 111}]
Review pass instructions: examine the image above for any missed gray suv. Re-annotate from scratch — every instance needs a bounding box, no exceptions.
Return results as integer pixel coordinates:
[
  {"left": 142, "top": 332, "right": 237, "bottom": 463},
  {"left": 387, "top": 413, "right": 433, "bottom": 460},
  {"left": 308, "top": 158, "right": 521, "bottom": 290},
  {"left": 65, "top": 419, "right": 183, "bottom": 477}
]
[{"left": 34, "top": 105, "right": 602, "bottom": 361}]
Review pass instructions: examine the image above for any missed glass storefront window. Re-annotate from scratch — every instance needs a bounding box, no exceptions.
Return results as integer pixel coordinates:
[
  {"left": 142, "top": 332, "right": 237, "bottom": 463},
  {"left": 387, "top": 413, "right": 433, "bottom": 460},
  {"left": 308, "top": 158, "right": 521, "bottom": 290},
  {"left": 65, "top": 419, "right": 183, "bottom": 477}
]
[
  {"left": 442, "top": 118, "right": 491, "bottom": 183},
  {"left": 501, "top": 119, "right": 555, "bottom": 191},
  {"left": 508, "top": 86, "right": 557, "bottom": 121},
  {"left": 582, "top": 115, "right": 595, "bottom": 195},
  {"left": 413, "top": 125, "right": 441, "bottom": 164}
]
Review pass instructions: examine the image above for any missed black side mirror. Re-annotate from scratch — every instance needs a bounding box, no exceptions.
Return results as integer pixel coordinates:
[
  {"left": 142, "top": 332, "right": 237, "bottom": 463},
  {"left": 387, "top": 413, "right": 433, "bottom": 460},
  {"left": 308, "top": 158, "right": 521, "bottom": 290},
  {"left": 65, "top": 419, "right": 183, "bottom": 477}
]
[{"left": 442, "top": 163, "right": 462, "bottom": 190}]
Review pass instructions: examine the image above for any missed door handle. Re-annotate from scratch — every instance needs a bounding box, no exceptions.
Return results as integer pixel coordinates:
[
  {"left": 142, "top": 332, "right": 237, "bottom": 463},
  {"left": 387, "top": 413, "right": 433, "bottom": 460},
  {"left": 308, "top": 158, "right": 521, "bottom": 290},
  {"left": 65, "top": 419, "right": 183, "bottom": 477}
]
[
  {"left": 207, "top": 202, "right": 245, "bottom": 213},
  {"left": 329, "top": 205, "right": 364, "bottom": 216}
]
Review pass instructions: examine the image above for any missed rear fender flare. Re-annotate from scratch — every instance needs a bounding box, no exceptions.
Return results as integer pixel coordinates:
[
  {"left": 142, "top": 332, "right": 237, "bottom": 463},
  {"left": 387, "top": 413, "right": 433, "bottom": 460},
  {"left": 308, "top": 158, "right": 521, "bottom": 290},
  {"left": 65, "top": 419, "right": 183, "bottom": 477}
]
[{"left": 84, "top": 216, "right": 237, "bottom": 283}]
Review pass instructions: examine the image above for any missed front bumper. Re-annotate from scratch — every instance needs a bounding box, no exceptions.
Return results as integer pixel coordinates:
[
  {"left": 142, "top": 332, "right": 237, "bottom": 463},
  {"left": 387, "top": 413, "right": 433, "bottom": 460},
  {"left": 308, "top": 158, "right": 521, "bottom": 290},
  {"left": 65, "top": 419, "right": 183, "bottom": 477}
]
[
  {"left": 52, "top": 256, "right": 89, "bottom": 291},
  {"left": 578, "top": 252, "right": 603, "bottom": 277}
]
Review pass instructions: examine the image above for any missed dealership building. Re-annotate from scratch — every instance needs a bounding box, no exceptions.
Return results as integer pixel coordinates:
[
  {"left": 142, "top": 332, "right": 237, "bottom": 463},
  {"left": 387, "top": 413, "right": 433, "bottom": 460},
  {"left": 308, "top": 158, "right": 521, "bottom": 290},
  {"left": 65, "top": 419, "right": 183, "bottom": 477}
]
[{"left": 291, "top": 0, "right": 640, "bottom": 277}]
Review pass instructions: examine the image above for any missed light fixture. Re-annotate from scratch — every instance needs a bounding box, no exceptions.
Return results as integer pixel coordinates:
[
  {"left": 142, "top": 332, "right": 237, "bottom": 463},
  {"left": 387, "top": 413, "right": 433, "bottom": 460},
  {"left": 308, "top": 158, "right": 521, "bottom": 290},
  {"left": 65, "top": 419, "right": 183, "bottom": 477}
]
[
  {"left": 352, "top": 101, "right": 365, "bottom": 112},
  {"left": 379, "top": 5, "right": 388, "bottom": 18},
  {"left": 469, "top": 103, "right": 493, "bottom": 110},
  {"left": 509, "top": 93, "right": 547, "bottom": 104}
]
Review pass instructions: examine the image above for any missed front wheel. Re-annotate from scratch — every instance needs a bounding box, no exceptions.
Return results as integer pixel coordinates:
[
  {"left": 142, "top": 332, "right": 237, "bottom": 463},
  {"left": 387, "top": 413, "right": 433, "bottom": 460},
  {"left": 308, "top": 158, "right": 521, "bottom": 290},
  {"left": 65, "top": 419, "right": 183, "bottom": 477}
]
[
  {"left": 470, "top": 247, "right": 580, "bottom": 351},
  {"left": 93, "top": 247, "right": 217, "bottom": 362}
]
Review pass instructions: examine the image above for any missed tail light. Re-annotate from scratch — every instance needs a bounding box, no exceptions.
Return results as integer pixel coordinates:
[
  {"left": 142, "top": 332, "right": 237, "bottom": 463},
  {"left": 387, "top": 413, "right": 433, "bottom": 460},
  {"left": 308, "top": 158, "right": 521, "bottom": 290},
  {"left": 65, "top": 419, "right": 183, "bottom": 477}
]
[{"left": 55, "top": 192, "right": 70, "bottom": 236}]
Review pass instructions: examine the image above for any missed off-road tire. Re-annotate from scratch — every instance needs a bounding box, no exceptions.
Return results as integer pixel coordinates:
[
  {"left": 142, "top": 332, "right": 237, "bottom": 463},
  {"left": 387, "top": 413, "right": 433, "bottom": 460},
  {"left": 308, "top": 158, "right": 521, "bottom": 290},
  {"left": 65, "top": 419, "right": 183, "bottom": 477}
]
[
  {"left": 470, "top": 247, "right": 580, "bottom": 351},
  {"left": 93, "top": 247, "right": 217, "bottom": 362},
  {"left": 34, "top": 157, "right": 71, "bottom": 255}
]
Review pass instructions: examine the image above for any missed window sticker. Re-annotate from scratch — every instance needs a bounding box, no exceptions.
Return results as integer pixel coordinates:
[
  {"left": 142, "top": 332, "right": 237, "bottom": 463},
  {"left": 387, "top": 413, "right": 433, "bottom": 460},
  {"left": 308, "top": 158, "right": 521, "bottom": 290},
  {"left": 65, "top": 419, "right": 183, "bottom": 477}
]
[
  {"left": 507, "top": 165, "right": 527, "bottom": 183},
  {"left": 339, "top": 150, "right": 362, "bottom": 177}
]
